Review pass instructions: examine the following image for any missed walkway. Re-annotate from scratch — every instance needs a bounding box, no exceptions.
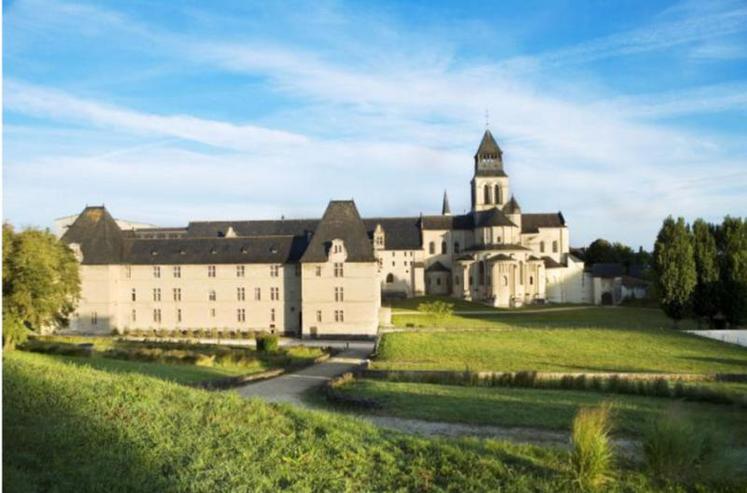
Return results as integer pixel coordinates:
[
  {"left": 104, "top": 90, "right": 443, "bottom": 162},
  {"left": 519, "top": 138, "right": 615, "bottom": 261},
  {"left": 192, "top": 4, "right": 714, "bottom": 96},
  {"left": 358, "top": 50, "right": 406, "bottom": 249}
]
[{"left": 235, "top": 341, "right": 374, "bottom": 406}]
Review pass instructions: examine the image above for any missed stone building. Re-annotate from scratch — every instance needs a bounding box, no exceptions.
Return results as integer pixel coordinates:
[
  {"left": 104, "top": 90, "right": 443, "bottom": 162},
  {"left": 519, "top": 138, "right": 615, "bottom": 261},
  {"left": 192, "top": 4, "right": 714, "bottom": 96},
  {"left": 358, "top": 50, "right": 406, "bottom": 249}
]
[{"left": 60, "top": 130, "right": 589, "bottom": 337}]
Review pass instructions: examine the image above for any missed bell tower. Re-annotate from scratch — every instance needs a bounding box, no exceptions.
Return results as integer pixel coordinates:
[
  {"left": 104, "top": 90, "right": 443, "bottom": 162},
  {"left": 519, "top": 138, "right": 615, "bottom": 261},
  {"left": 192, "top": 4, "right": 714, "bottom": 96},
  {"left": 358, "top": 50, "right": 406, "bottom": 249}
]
[{"left": 471, "top": 129, "right": 510, "bottom": 212}]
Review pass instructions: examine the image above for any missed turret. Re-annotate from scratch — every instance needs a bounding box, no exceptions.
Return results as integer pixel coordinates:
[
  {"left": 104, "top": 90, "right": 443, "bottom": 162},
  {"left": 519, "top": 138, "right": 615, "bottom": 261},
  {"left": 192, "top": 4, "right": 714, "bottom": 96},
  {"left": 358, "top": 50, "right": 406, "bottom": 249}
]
[
  {"left": 471, "top": 130, "right": 510, "bottom": 212},
  {"left": 503, "top": 195, "right": 522, "bottom": 231}
]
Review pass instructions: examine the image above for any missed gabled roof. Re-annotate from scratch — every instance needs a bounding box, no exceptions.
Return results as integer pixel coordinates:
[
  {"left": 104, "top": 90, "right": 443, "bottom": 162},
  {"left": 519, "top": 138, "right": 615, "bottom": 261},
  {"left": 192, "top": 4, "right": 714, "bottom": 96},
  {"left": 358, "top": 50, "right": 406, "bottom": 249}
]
[
  {"left": 475, "top": 129, "right": 502, "bottom": 157},
  {"left": 364, "top": 217, "right": 422, "bottom": 250},
  {"left": 543, "top": 256, "right": 565, "bottom": 269},
  {"left": 425, "top": 261, "right": 450, "bottom": 273},
  {"left": 421, "top": 213, "right": 473, "bottom": 230},
  {"left": 61, "top": 206, "right": 125, "bottom": 264},
  {"left": 503, "top": 196, "right": 521, "bottom": 214},
  {"left": 300, "top": 201, "right": 375, "bottom": 263},
  {"left": 521, "top": 213, "right": 565, "bottom": 233},
  {"left": 474, "top": 207, "right": 516, "bottom": 228}
]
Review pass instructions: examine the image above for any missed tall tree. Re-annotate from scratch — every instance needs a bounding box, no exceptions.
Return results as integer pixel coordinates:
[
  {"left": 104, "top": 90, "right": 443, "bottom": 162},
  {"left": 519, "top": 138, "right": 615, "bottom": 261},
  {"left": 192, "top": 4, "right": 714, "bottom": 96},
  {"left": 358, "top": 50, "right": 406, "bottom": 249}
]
[
  {"left": 691, "top": 219, "right": 720, "bottom": 324},
  {"left": 2, "top": 225, "right": 81, "bottom": 348},
  {"left": 653, "top": 217, "right": 697, "bottom": 324},
  {"left": 718, "top": 217, "right": 747, "bottom": 326}
]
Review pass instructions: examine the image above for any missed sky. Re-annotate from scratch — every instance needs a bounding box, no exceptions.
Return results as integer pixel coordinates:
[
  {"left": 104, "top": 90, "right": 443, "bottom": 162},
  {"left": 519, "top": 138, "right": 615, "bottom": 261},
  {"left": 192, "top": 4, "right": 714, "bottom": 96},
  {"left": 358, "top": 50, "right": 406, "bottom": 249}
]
[{"left": 3, "top": 0, "right": 747, "bottom": 249}]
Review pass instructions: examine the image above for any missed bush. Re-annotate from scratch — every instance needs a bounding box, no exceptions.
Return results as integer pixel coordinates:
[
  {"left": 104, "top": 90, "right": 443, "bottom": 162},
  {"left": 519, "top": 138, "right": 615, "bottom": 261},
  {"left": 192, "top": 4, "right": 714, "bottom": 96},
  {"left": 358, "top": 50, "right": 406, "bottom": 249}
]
[
  {"left": 256, "top": 334, "right": 279, "bottom": 353},
  {"left": 569, "top": 403, "right": 614, "bottom": 491},
  {"left": 416, "top": 301, "right": 454, "bottom": 326},
  {"left": 643, "top": 406, "right": 726, "bottom": 485},
  {"left": 20, "top": 340, "right": 91, "bottom": 357}
]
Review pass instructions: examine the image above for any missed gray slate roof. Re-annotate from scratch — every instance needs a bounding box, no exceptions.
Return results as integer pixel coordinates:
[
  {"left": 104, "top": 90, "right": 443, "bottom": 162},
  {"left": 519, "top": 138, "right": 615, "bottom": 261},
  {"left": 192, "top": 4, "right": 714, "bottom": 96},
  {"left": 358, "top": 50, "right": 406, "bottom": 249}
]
[
  {"left": 61, "top": 206, "right": 125, "bottom": 264},
  {"left": 300, "top": 201, "right": 375, "bottom": 263},
  {"left": 503, "top": 196, "right": 521, "bottom": 214},
  {"left": 474, "top": 208, "right": 516, "bottom": 228},
  {"left": 475, "top": 129, "right": 502, "bottom": 157},
  {"left": 363, "top": 217, "right": 422, "bottom": 250},
  {"left": 521, "top": 213, "right": 565, "bottom": 233},
  {"left": 425, "top": 261, "right": 451, "bottom": 273}
]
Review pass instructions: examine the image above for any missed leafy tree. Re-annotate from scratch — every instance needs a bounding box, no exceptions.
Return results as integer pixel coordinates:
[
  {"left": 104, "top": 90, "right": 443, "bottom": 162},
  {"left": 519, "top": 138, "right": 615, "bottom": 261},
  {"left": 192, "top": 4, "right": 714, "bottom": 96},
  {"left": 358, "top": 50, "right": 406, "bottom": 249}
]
[
  {"left": 718, "top": 217, "right": 747, "bottom": 326},
  {"left": 584, "top": 239, "right": 650, "bottom": 275},
  {"left": 3, "top": 224, "right": 81, "bottom": 348},
  {"left": 691, "top": 219, "right": 720, "bottom": 324},
  {"left": 653, "top": 217, "right": 697, "bottom": 325}
]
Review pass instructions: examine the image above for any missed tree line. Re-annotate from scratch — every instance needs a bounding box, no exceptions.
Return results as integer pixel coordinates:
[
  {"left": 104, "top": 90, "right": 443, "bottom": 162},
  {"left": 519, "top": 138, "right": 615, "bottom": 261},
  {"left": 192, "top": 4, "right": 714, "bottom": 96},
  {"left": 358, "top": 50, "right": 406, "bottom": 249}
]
[
  {"left": 3, "top": 223, "right": 81, "bottom": 349},
  {"left": 653, "top": 216, "right": 747, "bottom": 328}
]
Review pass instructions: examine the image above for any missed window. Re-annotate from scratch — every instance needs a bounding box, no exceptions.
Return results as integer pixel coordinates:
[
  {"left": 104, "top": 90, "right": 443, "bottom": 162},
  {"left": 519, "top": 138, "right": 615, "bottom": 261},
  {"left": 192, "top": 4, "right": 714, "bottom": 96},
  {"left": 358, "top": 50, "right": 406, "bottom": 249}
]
[
  {"left": 254, "top": 287, "right": 261, "bottom": 301},
  {"left": 315, "top": 265, "right": 322, "bottom": 277},
  {"left": 529, "top": 276, "right": 534, "bottom": 286},
  {"left": 237, "top": 287, "right": 245, "bottom": 301},
  {"left": 503, "top": 275, "right": 508, "bottom": 287},
  {"left": 520, "top": 262, "right": 524, "bottom": 285},
  {"left": 392, "top": 261, "right": 395, "bottom": 267},
  {"left": 478, "top": 262, "right": 485, "bottom": 285},
  {"left": 454, "top": 242, "right": 460, "bottom": 253},
  {"left": 316, "top": 310, "right": 322, "bottom": 322},
  {"left": 125, "top": 265, "right": 132, "bottom": 279},
  {"left": 270, "top": 287, "right": 279, "bottom": 301},
  {"left": 131, "top": 288, "right": 137, "bottom": 301},
  {"left": 173, "top": 288, "right": 181, "bottom": 302},
  {"left": 540, "top": 241, "right": 545, "bottom": 253},
  {"left": 552, "top": 241, "right": 558, "bottom": 253},
  {"left": 270, "top": 265, "right": 279, "bottom": 277},
  {"left": 131, "top": 309, "right": 136, "bottom": 322},
  {"left": 436, "top": 277, "right": 441, "bottom": 286},
  {"left": 177, "top": 309, "right": 182, "bottom": 323},
  {"left": 208, "top": 265, "right": 216, "bottom": 277},
  {"left": 237, "top": 265, "right": 245, "bottom": 277},
  {"left": 153, "top": 288, "right": 161, "bottom": 302},
  {"left": 441, "top": 241, "right": 447, "bottom": 254},
  {"left": 484, "top": 184, "right": 491, "bottom": 204},
  {"left": 237, "top": 309, "right": 245, "bottom": 322},
  {"left": 334, "top": 287, "right": 344, "bottom": 302},
  {"left": 270, "top": 308, "right": 276, "bottom": 322},
  {"left": 209, "top": 290, "right": 216, "bottom": 301},
  {"left": 495, "top": 185, "right": 502, "bottom": 204},
  {"left": 334, "top": 310, "right": 344, "bottom": 322},
  {"left": 375, "top": 236, "right": 384, "bottom": 247},
  {"left": 173, "top": 266, "right": 181, "bottom": 278},
  {"left": 153, "top": 309, "right": 161, "bottom": 323},
  {"left": 469, "top": 275, "right": 473, "bottom": 287},
  {"left": 210, "top": 308, "right": 216, "bottom": 318},
  {"left": 386, "top": 273, "right": 394, "bottom": 283},
  {"left": 333, "top": 243, "right": 343, "bottom": 254},
  {"left": 153, "top": 266, "right": 161, "bottom": 278},
  {"left": 91, "top": 312, "right": 98, "bottom": 325},
  {"left": 334, "top": 263, "right": 344, "bottom": 277},
  {"left": 429, "top": 242, "right": 435, "bottom": 254}
]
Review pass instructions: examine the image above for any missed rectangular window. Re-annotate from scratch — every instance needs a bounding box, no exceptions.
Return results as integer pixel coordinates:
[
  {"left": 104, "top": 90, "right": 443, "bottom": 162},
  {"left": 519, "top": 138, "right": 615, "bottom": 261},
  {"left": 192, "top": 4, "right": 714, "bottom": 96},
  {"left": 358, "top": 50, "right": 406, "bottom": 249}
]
[
  {"left": 334, "top": 287, "right": 344, "bottom": 302},
  {"left": 237, "top": 287, "right": 245, "bottom": 301},
  {"left": 131, "top": 288, "right": 137, "bottom": 301},
  {"left": 334, "top": 310, "right": 345, "bottom": 322},
  {"left": 177, "top": 308, "right": 182, "bottom": 323},
  {"left": 153, "top": 288, "right": 161, "bottom": 302},
  {"left": 153, "top": 266, "right": 161, "bottom": 278},
  {"left": 315, "top": 265, "right": 322, "bottom": 277},
  {"left": 270, "top": 308, "right": 276, "bottom": 322},
  {"left": 208, "top": 290, "right": 216, "bottom": 301},
  {"left": 131, "top": 309, "right": 136, "bottom": 322},
  {"left": 316, "top": 310, "right": 322, "bottom": 322},
  {"left": 237, "top": 308, "right": 245, "bottom": 322},
  {"left": 173, "top": 266, "right": 181, "bottom": 278},
  {"left": 270, "top": 265, "right": 279, "bottom": 277},
  {"left": 270, "top": 287, "right": 279, "bottom": 301},
  {"left": 237, "top": 265, "right": 245, "bottom": 277},
  {"left": 334, "top": 263, "right": 344, "bottom": 277},
  {"left": 210, "top": 308, "right": 216, "bottom": 318},
  {"left": 208, "top": 265, "right": 216, "bottom": 277},
  {"left": 173, "top": 288, "right": 181, "bottom": 302},
  {"left": 552, "top": 241, "right": 558, "bottom": 253},
  {"left": 254, "top": 287, "right": 261, "bottom": 301},
  {"left": 91, "top": 312, "right": 98, "bottom": 325},
  {"left": 153, "top": 309, "right": 161, "bottom": 323}
]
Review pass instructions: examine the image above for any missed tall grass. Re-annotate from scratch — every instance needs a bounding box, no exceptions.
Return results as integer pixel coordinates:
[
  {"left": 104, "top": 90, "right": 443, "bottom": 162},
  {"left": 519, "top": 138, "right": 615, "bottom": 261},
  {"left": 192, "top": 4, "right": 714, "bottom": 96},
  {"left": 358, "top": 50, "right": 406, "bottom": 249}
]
[
  {"left": 569, "top": 403, "right": 614, "bottom": 491},
  {"left": 643, "top": 405, "right": 727, "bottom": 485}
]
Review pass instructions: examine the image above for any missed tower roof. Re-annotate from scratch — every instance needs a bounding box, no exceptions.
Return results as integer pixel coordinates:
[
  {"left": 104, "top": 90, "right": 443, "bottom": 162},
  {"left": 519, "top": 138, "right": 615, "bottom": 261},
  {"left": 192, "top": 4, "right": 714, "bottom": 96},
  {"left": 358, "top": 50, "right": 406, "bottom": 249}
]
[
  {"left": 441, "top": 190, "right": 451, "bottom": 215},
  {"left": 475, "top": 129, "right": 502, "bottom": 157},
  {"left": 61, "top": 206, "right": 125, "bottom": 264},
  {"left": 300, "top": 200, "right": 375, "bottom": 263},
  {"left": 503, "top": 195, "right": 521, "bottom": 214}
]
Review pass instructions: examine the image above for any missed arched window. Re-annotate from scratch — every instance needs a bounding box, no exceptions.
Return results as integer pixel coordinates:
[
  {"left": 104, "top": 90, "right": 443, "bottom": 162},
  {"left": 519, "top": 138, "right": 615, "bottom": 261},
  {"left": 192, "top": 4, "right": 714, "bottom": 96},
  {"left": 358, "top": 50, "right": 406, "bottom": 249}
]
[
  {"left": 441, "top": 241, "right": 447, "bottom": 254},
  {"left": 552, "top": 241, "right": 558, "bottom": 253},
  {"left": 386, "top": 273, "right": 394, "bottom": 283},
  {"left": 483, "top": 184, "right": 491, "bottom": 204},
  {"left": 540, "top": 241, "right": 545, "bottom": 253},
  {"left": 495, "top": 185, "right": 501, "bottom": 204},
  {"left": 454, "top": 242, "right": 460, "bottom": 253},
  {"left": 529, "top": 276, "right": 534, "bottom": 285},
  {"left": 478, "top": 262, "right": 486, "bottom": 285},
  {"left": 519, "top": 262, "right": 524, "bottom": 285},
  {"left": 503, "top": 275, "right": 508, "bottom": 287},
  {"left": 429, "top": 242, "right": 435, "bottom": 254}
]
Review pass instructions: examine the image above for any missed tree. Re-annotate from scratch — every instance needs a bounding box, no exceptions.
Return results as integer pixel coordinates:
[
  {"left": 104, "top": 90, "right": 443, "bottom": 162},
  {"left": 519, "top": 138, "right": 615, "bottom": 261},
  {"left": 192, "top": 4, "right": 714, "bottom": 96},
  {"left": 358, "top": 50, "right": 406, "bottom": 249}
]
[
  {"left": 653, "top": 217, "right": 697, "bottom": 325},
  {"left": 691, "top": 219, "right": 720, "bottom": 324},
  {"left": 2, "top": 224, "right": 81, "bottom": 348},
  {"left": 718, "top": 217, "right": 747, "bottom": 326}
]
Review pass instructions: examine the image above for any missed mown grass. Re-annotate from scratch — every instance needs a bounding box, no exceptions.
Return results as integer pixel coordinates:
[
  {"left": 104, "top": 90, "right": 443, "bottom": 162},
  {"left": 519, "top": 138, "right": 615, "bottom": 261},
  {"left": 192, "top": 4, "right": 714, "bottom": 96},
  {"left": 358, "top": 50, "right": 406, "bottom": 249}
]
[
  {"left": 332, "top": 379, "right": 747, "bottom": 445},
  {"left": 3, "top": 351, "right": 666, "bottom": 493},
  {"left": 377, "top": 308, "right": 747, "bottom": 374},
  {"left": 388, "top": 295, "right": 587, "bottom": 313}
]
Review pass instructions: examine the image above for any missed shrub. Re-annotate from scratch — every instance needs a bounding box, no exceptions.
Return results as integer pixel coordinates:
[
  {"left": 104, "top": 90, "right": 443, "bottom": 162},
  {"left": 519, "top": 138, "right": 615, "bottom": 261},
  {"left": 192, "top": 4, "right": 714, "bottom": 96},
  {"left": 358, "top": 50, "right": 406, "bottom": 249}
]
[
  {"left": 643, "top": 406, "right": 726, "bottom": 485},
  {"left": 569, "top": 403, "right": 614, "bottom": 491},
  {"left": 650, "top": 378, "right": 670, "bottom": 397},
  {"left": 416, "top": 301, "right": 454, "bottom": 326},
  {"left": 19, "top": 340, "right": 91, "bottom": 357},
  {"left": 256, "top": 334, "right": 279, "bottom": 353}
]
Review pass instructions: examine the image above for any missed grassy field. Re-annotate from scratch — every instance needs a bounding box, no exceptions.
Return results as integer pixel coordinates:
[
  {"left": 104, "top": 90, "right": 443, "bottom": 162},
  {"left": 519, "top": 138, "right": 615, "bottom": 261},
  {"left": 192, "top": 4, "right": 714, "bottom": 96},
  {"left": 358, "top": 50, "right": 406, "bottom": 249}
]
[
  {"left": 387, "top": 295, "right": 587, "bottom": 313},
  {"left": 376, "top": 306, "right": 747, "bottom": 374},
  {"left": 334, "top": 379, "right": 747, "bottom": 445},
  {"left": 21, "top": 336, "right": 326, "bottom": 385},
  {"left": 4, "top": 350, "right": 681, "bottom": 493}
]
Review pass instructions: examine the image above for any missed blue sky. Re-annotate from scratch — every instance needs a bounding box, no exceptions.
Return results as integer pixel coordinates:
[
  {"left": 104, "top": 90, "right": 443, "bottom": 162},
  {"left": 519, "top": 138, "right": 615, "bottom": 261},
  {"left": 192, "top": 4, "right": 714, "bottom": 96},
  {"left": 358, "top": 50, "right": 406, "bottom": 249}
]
[{"left": 3, "top": 0, "right": 747, "bottom": 248}]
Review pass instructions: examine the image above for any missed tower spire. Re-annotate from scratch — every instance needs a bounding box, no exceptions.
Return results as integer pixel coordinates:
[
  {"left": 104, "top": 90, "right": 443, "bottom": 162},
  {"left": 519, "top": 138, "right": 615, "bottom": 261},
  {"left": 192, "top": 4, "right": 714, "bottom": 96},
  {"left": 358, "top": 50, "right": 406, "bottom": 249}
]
[{"left": 442, "top": 190, "right": 452, "bottom": 216}]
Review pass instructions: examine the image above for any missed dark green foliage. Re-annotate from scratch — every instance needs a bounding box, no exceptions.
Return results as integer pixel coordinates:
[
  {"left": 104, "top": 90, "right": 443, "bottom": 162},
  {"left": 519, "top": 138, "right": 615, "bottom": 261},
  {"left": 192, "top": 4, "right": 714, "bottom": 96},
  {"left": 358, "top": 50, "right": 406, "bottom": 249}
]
[
  {"left": 2, "top": 223, "right": 81, "bottom": 348},
  {"left": 19, "top": 339, "right": 92, "bottom": 357},
  {"left": 653, "top": 217, "right": 697, "bottom": 322},
  {"left": 256, "top": 333, "right": 279, "bottom": 352},
  {"left": 691, "top": 219, "right": 721, "bottom": 322},
  {"left": 717, "top": 216, "right": 747, "bottom": 326},
  {"left": 569, "top": 404, "right": 614, "bottom": 491},
  {"left": 584, "top": 238, "right": 650, "bottom": 274}
]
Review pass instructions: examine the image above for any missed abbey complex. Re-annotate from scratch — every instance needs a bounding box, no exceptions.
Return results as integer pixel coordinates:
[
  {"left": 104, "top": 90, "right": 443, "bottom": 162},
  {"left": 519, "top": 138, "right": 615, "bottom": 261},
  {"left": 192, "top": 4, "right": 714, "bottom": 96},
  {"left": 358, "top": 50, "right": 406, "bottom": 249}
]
[{"left": 59, "top": 130, "right": 591, "bottom": 338}]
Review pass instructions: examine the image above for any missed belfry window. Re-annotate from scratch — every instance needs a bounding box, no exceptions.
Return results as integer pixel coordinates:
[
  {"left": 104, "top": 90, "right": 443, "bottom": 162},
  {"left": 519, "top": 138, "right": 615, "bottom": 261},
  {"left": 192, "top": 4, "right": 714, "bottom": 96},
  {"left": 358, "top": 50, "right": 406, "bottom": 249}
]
[
  {"left": 484, "top": 184, "right": 491, "bottom": 204},
  {"left": 495, "top": 185, "right": 501, "bottom": 204},
  {"left": 441, "top": 241, "right": 447, "bottom": 254}
]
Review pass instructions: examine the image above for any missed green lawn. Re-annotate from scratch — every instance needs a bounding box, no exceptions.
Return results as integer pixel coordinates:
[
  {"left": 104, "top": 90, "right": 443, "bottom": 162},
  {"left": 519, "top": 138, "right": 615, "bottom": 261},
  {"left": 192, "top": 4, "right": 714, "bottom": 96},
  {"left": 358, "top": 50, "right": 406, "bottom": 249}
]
[
  {"left": 377, "top": 306, "right": 747, "bottom": 374},
  {"left": 3, "top": 350, "right": 653, "bottom": 492},
  {"left": 335, "top": 379, "right": 747, "bottom": 445},
  {"left": 387, "top": 295, "right": 587, "bottom": 313}
]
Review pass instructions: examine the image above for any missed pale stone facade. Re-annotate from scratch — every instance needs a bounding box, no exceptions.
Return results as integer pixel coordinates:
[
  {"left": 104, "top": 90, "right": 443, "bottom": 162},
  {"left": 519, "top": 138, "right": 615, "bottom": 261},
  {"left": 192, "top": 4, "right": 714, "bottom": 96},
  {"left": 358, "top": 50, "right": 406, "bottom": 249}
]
[{"left": 61, "top": 130, "right": 589, "bottom": 337}]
